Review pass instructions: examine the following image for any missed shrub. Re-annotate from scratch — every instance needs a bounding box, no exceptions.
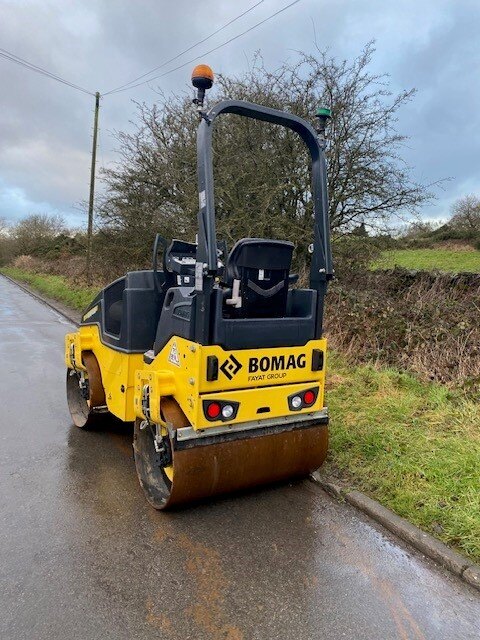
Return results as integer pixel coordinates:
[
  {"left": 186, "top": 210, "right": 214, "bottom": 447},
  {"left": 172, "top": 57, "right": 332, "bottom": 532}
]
[
  {"left": 325, "top": 269, "right": 480, "bottom": 392},
  {"left": 12, "top": 255, "right": 43, "bottom": 272},
  {"left": 332, "top": 236, "right": 382, "bottom": 282}
]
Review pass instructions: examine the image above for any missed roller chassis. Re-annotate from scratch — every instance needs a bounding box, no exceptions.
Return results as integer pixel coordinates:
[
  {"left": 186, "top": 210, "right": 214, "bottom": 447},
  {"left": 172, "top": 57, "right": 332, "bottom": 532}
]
[
  {"left": 65, "top": 327, "right": 328, "bottom": 432},
  {"left": 65, "top": 315, "right": 330, "bottom": 508},
  {"left": 65, "top": 90, "right": 333, "bottom": 508}
]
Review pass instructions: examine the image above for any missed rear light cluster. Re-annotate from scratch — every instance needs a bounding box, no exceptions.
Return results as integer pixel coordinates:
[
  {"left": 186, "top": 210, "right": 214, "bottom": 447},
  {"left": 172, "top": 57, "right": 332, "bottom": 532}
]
[
  {"left": 288, "top": 387, "right": 318, "bottom": 412},
  {"left": 203, "top": 399, "right": 240, "bottom": 422}
]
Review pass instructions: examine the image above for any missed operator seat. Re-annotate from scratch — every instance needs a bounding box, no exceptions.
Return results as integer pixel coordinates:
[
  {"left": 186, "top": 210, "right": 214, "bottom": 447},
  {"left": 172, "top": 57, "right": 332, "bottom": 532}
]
[{"left": 224, "top": 238, "right": 294, "bottom": 318}]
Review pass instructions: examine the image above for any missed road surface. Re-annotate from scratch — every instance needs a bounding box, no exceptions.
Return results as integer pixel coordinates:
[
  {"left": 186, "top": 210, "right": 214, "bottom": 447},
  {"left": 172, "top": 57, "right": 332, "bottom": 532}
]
[{"left": 0, "top": 275, "right": 478, "bottom": 640}]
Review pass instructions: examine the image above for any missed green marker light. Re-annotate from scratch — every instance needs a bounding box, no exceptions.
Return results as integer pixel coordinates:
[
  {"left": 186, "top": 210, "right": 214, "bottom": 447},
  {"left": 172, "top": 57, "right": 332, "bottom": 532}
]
[{"left": 316, "top": 107, "right": 331, "bottom": 118}]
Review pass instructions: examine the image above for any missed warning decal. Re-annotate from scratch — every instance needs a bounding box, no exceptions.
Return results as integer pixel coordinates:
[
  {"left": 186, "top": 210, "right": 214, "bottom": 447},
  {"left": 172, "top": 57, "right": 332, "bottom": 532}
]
[{"left": 168, "top": 340, "right": 181, "bottom": 367}]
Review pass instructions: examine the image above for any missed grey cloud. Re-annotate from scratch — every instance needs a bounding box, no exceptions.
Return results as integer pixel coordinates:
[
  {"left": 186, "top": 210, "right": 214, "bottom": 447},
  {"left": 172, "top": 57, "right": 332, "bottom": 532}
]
[{"left": 0, "top": 0, "right": 478, "bottom": 225}]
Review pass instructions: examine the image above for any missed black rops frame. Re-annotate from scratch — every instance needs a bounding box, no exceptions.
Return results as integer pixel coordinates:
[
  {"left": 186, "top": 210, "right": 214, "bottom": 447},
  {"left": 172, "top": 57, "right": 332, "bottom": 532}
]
[{"left": 194, "top": 99, "right": 333, "bottom": 344}]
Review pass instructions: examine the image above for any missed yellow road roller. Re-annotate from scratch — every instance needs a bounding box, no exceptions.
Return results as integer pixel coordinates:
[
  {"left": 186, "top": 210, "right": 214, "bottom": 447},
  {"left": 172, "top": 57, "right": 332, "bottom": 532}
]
[{"left": 65, "top": 65, "right": 333, "bottom": 509}]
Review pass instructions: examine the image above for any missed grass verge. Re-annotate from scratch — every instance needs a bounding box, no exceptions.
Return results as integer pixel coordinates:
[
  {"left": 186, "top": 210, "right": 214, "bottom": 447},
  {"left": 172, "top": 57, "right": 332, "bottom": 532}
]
[
  {"left": 374, "top": 248, "right": 480, "bottom": 273},
  {"left": 0, "top": 266, "right": 98, "bottom": 311},
  {"left": 326, "top": 353, "right": 480, "bottom": 563},
  {"left": 2, "top": 267, "right": 479, "bottom": 563}
]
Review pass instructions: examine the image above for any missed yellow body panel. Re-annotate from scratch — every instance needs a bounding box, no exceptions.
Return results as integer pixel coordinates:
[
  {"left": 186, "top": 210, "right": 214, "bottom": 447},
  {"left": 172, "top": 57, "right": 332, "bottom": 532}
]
[
  {"left": 65, "top": 326, "right": 143, "bottom": 421},
  {"left": 66, "top": 325, "right": 327, "bottom": 429}
]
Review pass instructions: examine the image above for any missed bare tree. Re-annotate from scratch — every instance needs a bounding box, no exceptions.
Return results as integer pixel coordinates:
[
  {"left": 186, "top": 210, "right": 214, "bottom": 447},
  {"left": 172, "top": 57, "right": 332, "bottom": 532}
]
[
  {"left": 450, "top": 195, "right": 480, "bottom": 234},
  {"left": 304, "top": 44, "right": 435, "bottom": 231},
  {"left": 12, "top": 213, "right": 66, "bottom": 256},
  {"left": 0, "top": 217, "right": 14, "bottom": 265},
  {"left": 98, "top": 44, "right": 435, "bottom": 270}
]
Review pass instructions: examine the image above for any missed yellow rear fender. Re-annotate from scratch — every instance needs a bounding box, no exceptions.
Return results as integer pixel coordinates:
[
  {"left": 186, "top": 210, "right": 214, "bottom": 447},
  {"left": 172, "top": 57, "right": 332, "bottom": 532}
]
[
  {"left": 65, "top": 326, "right": 327, "bottom": 429},
  {"left": 65, "top": 325, "right": 143, "bottom": 422},
  {"left": 145, "top": 336, "right": 327, "bottom": 430}
]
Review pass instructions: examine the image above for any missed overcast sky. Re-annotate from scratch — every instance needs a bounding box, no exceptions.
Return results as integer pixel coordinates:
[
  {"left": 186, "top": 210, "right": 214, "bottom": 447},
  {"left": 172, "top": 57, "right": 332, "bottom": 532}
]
[{"left": 0, "top": 0, "right": 478, "bottom": 228}]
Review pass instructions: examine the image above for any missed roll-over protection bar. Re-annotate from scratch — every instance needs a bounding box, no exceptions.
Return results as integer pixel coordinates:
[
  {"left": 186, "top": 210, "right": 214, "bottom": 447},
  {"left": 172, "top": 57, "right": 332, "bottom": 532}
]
[{"left": 194, "top": 99, "right": 333, "bottom": 342}]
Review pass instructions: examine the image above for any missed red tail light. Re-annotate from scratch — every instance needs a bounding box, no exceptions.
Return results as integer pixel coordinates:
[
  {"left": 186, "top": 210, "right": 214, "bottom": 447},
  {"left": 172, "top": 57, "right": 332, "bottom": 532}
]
[
  {"left": 203, "top": 399, "right": 240, "bottom": 422},
  {"left": 303, "top": 390, "right": 315, "bottom": 405},
  {"left": 288, "top": 387, "right": 319, "bottom": 411},
  {"left": 206, "top": 401, "right": 221, "bottom": 419}
]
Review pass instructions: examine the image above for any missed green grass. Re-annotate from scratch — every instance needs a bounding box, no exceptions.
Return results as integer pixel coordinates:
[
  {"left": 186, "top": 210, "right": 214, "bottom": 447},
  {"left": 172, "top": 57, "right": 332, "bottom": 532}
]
[
  {"left": 326, "top": 353, "right": 480, "bottom": 562},
  {"left": 2, "top": 267, "right": 479, "bottom": 562},
  {"left": 374, "top": 248, "right": 480, "bottom": 273},
  {"left": 0, "top": 267, "right": 98, "bottom": 311}
]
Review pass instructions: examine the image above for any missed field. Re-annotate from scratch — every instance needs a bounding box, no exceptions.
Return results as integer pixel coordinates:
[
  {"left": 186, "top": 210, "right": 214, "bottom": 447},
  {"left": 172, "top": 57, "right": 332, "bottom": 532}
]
[
  {"left": 2, "top": 265, "right": 479, "bottom": 563},
  {"left": 375, "top": 248, "right": 480, "bottom": 273}
]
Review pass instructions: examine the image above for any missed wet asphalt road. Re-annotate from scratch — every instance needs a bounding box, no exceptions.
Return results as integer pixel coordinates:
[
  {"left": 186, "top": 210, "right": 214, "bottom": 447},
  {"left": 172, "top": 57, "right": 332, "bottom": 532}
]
[{"left": 0, "top": 275, "right": 479, "bottom": 640}]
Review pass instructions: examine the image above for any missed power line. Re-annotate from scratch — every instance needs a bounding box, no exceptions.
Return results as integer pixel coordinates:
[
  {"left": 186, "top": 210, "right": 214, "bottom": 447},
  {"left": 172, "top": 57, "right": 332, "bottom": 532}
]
[
  {"left": 104, "top": 0, "right": 302, "bottom": 96},
  {"left": 0, "top": 0, "right": 301, "bottom": 99},
  {"left": 0, "top": 48, "right": 95, "bottom": 96},
  {"left": 105, "top": 0, "right": 266, "bottom": 96},
  {"left": 0, "top": 47, "right": 95, "bottom": 96}
]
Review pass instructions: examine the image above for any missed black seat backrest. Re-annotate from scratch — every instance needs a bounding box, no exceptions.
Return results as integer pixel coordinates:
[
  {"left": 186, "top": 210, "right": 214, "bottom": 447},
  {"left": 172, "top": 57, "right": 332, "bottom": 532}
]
[{"left": 224, "top": 238, "right": 294, "bottom": 318}]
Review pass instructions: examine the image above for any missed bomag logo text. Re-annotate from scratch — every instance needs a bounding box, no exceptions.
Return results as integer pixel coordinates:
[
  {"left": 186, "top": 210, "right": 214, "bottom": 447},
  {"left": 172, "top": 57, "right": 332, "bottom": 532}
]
[{"left": 248, "top": 354, "right": 306, "bottom": 373}]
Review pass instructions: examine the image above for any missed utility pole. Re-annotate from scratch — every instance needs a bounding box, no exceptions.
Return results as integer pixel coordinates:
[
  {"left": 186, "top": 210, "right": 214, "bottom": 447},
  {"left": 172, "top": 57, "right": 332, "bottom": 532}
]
[{"left": 86, "top": 91, "right": 100, "bottom": 284}]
